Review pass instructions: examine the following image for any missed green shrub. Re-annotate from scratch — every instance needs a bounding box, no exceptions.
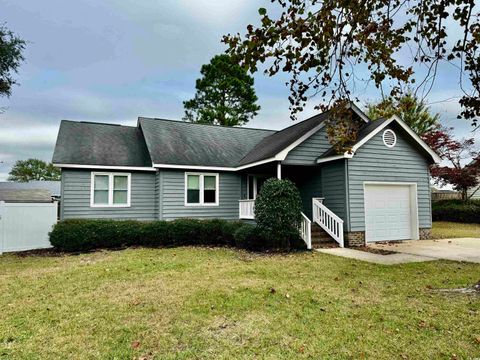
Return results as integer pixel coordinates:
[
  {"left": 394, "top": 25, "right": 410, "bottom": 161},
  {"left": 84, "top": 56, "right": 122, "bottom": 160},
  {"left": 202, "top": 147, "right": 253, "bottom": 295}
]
[
  {"left": 234, "top": 224, "right": 267, "bottom": 250},
  {"left": 254, "top": 178, "right": 303, "bottom": 249},
  {"left": 432, "top": 199, "right": 480, "bottom": 223},
  {"left": 49, "top": 218, "right": 245, "bottom": 252}
]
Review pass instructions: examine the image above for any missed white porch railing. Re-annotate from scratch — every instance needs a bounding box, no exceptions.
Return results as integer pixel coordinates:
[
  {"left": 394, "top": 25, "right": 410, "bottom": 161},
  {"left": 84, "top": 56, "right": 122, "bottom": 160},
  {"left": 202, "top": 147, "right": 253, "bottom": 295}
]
[
  {"left": 300, "top": 212, "right": 312, "bottom": 250},
  {"left": 312, "top": 198, "right": 344, "bottom": 247},
  {"left": 239, "top": 199, "right": 255, "bottom": 219}
]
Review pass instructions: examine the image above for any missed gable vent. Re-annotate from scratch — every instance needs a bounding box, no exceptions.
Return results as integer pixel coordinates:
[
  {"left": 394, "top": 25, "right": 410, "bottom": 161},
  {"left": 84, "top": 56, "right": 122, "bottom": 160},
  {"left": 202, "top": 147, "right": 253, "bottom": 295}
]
[{"left": 383, "top": 129, "right": 397, "bottom": 148}]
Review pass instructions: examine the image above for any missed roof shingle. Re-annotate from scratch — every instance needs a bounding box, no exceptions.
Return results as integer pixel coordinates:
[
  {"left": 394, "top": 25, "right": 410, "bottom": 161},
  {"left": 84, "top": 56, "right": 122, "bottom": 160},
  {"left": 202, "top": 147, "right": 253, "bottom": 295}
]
[
  {"left": 52, "top": 121, "right": 152, "bottom": 167},
  {"left": 138, "top": 118, "right": 275, "bottom": 167}
]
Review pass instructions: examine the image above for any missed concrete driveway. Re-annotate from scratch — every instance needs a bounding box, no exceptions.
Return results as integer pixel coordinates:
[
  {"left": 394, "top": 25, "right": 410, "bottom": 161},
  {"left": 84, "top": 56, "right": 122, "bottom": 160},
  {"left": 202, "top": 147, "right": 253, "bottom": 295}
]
[{"left": 370, "top": 238, "right": 480, "bottom": 263}]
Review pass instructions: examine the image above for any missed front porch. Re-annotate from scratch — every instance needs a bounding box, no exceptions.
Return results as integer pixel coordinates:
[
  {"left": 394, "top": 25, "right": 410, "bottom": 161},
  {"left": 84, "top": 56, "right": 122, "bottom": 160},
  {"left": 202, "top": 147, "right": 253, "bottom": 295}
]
[{"left": 236, "top": 161, "right": 345, "bottom": 249}]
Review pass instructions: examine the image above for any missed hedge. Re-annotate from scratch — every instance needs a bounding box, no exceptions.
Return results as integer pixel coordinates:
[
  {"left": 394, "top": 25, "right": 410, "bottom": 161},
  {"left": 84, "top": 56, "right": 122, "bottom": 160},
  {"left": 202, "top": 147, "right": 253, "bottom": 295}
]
[
  {"left": 432, "top": 199, "right": 480, "bottom": 224},
  {"left": 49, "top": 218, "right": 305, "bottom": 252}
]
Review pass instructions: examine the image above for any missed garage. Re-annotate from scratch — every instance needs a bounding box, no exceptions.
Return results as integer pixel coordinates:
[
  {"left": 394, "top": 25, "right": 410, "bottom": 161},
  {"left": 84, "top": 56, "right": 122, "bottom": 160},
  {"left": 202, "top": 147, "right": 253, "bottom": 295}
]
[{"left": 364, "top": 183, "right": 419, "bottom": 243}]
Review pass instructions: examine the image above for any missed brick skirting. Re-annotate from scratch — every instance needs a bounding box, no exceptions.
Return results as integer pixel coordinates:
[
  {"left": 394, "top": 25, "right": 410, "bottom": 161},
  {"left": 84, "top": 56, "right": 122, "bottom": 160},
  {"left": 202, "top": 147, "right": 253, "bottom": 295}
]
[
  {"left": 419, "top": 228, "right": 432, "bottom": 240},
  {"left": 345, "top": 231, "right": 365, "bottom": 247}
]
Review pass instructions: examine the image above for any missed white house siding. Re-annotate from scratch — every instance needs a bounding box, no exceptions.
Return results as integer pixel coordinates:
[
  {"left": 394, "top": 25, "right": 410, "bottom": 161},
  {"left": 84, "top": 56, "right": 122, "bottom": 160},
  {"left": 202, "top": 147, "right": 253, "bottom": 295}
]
[
  {"left": 467, "top": 182, "right": 480, "bottom": 200},
  {"left": 347, "top": 124, "right": 432, "bottom": 232},
  {"left": 61, "top": 169, "right": 157, "bottom": 220}
]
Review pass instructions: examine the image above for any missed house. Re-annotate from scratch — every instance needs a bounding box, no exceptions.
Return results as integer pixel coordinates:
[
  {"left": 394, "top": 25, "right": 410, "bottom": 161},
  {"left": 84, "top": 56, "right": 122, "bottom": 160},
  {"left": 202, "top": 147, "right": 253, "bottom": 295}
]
[
  {"left": 52, "top": 104, "right": 441, "bottom": 248},
  {"left": 0, "top": 189, "right": 53, "bottom": 203},
  {"left": 467, "top": 185, "right": 480, "bottom": 200},
  {"left": 0, "top": 181, "right": 61, "bottom": 201}
]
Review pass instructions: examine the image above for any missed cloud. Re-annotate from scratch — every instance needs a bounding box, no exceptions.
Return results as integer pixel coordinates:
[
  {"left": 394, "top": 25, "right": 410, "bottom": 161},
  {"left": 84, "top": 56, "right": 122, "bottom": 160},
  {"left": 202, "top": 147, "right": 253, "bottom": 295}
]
[{"left": 0, "top": 0, "right": 476, "bottom": 182}]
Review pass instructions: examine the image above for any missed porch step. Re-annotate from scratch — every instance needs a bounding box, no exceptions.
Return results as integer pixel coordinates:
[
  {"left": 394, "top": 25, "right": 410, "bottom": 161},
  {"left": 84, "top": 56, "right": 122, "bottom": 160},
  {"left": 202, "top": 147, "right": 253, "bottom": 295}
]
[{"left": 311, "top": 223, "right": 338, "bottom": 248}]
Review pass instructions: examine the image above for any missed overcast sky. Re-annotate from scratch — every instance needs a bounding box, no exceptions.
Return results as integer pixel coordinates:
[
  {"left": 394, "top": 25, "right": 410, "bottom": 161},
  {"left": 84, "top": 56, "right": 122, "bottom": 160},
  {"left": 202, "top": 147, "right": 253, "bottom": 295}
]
[{"left": 1, "top": 0, "right": 477, "bottom": 180}]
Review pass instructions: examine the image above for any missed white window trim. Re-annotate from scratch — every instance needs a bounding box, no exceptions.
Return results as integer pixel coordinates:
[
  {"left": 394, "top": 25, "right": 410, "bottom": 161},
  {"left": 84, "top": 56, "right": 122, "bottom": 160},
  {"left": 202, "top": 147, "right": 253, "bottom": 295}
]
[
  {"left": 90, "top": 172, "right": 131, "bottom": 208},
  {"left": 184, "top": 172, "right": 219, "bottom": 207}
]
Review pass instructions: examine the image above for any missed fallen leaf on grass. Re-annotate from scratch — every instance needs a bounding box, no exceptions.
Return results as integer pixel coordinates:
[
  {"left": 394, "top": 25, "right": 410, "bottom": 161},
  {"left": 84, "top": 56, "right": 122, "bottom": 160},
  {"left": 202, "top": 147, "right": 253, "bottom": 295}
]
[{"left": 131, "top": 341, "right": 141, "bottom": 349}]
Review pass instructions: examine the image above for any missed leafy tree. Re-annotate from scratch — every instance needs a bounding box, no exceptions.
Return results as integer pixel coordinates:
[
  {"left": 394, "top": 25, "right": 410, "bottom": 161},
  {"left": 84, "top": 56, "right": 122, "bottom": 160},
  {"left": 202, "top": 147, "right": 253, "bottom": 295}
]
[
  {"left": 8, "top": 159, "right": 61, "bottom": 182},
  {"left": 0, "top": 24, "right": 26, "bottom": 98},
  {"left": 423, "top": 126, "right": 480, "bottom": 201},
  {"left": 367, "top": 92, "right": 439, "bottom": 135},
  {"left": 183, "top": 54, "right": 260, "bottom": 126},
  {"left": 223, "top": 0, "right": 480, "bottom": 137}
]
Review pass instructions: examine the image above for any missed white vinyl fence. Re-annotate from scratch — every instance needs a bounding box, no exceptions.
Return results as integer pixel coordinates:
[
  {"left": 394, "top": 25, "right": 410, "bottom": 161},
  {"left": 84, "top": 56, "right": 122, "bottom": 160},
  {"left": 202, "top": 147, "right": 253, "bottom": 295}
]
[{"left": 0, "top": 201, "right": 57, "bottom": 254}]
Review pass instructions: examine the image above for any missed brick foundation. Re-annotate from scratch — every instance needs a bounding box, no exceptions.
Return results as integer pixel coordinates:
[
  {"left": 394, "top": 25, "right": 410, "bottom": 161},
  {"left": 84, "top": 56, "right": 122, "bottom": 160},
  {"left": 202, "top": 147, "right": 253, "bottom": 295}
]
[
  {"left": 345, "top": 231, "right": 365, "bottom": 247},
  {"left": 419, "top": 228, "right": 432, "bottom": 240}
]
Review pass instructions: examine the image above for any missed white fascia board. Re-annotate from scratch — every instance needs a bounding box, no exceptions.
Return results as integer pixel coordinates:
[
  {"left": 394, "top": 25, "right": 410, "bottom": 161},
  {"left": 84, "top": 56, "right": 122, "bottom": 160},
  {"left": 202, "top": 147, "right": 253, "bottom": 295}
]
[
  {"left": 348, "top": 116, "right": 442, "bottom": 163},
  {"left": 316, "top": 154, "right": 352, "bottom": 164},
  {"left": 274, "top": 122, "right": 326, "bottom": 161},
  {"left": 53, "top": 163, "right": 157, "bottom": 171},
  {"left": 349, "top": 117, "right": 396, "bottom": 154},
  {"left": 347, "top": 102, "right": 371, "bottom": 123},
  {"left": 154, "top": 163, "right": 236, "bottom": 171},
  {"left": 154, "top": 157, "right": 278, "bottom": 172},
  {"left": 389, "top": 115, "right": 442, "bottom": 163},
  {"left": 235, "top": 157, "right": 278, "bottom": 171}
]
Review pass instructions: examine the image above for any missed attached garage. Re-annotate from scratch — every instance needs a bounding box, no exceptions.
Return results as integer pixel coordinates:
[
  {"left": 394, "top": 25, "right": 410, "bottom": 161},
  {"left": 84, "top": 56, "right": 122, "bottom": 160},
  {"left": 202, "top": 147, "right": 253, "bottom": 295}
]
[{"left": 364, "top": 183, "right": 419, "bottom": 243}]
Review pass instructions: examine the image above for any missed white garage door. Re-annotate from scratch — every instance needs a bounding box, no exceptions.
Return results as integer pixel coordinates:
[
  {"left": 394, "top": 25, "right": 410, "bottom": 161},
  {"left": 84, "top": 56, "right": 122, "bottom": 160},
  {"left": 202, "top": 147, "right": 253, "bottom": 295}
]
[{"left": 364, "top": 184, "right": 414, "bottom": 243}]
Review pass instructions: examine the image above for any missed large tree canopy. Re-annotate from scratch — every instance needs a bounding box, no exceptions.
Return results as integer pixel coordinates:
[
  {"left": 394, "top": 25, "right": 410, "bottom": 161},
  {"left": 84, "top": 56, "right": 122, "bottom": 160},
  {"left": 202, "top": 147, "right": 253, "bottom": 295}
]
[
  {"left": 223, "top": 0, "right": 480, "bottom": 128},
  {"left": 183, "top": 54, "right": 260, "bottom": 126},
  {"left": 367, "top": 92, "right": 439, "bottom": 135},
  {"left": 0, "top": 24, "right": 26, "bottom": 98},
  {"left": 8, "top": 159, "right": 61, "bottom": 182}
]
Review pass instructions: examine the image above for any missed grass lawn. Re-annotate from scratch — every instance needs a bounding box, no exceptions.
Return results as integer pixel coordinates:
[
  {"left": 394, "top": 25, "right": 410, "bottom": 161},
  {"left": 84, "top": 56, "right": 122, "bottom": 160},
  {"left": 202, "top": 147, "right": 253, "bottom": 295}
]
[
  {"left": 1, "top": 247, "right": 480, "bottom": 359},
  {"left": 432, "top": 221, "right": 480, "bottom": 239}
]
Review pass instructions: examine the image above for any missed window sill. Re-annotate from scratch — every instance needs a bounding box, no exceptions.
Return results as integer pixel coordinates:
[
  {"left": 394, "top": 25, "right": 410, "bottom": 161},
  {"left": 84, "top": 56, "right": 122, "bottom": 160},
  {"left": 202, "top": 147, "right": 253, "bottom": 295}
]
[
  {"left": 184, "top": 203, "right": 219, "bottom": 207},
  {"left": 90, "top": 204, "right": 131, "bottom": 208}
]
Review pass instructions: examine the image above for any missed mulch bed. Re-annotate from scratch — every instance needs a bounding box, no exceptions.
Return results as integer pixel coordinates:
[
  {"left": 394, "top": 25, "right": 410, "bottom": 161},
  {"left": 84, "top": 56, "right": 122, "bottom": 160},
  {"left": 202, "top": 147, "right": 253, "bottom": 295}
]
[{"left": 355, "top": 246, "right": 398, "bottom": 255}]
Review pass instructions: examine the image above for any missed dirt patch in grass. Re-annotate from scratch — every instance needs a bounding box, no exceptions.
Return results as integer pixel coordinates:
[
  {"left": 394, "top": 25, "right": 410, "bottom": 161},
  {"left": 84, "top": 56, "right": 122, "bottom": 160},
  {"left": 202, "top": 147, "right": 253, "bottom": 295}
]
[
  {"left": 435, "top": 280, "right": 480, "bottom": 295},
  {"left": 356, "top": 246, "right": 397, "bottom": 255}
]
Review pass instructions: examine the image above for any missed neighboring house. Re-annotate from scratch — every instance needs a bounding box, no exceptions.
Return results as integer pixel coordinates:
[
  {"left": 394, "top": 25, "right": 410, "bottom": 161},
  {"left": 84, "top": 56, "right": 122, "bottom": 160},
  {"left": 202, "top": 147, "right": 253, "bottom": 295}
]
[
  {"left": 52, "top": 104, "right": 440, "bottom": 247},
  {"left": 0, "top": 189, "right": 53, "bottom": 203},
  {"left": 0, "top": 181, "right": 61, "bottom": 201},
  {"left": 431, "top": 188, "right": 461, "bottom": 201},
  {"left": 467, "top": 184, "right": 480, "bottom": 200}
]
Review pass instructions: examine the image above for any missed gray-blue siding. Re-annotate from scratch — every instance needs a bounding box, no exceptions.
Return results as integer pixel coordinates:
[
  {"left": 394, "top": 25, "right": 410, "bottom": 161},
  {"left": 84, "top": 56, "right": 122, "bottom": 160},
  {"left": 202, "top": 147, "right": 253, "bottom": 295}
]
[
  {"left": 61, "top": 169, "right": 157, "bottom": 220},
  {"left": 158, "top": 170, "right": 242, "bottom": 220},
  {"left": 321, "top": 160, "right": 348, "bottom": 226},
  {"left": 283, "top": 126, "right": 330, "bottom": 164},
  {"left": 347, "top": 125, "right": 432, "bottom": 231}
]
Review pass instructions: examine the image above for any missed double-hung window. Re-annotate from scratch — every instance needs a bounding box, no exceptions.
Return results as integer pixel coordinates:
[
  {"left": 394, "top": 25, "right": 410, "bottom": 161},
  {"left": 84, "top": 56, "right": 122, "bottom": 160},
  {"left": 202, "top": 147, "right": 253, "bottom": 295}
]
[
  {"left": 91, "top": 172, "right": 131, "bottom": 207},
  {"left": 185, "top": 173, "right": 219, "bottom": 206}
]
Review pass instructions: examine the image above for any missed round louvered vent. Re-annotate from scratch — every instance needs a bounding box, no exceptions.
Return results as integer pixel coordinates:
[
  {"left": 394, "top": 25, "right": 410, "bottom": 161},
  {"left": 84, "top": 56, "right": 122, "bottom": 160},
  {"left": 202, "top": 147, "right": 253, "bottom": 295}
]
[{"left": 383, "top": 129, "right": 397, "bottom": 148}]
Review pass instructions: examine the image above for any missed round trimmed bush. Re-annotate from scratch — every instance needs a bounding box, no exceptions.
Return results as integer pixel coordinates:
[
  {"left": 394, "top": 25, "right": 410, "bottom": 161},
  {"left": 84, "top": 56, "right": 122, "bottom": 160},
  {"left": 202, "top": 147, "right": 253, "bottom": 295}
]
[{"left": 254, "top": 178, "right": 303, "bottom": 249}]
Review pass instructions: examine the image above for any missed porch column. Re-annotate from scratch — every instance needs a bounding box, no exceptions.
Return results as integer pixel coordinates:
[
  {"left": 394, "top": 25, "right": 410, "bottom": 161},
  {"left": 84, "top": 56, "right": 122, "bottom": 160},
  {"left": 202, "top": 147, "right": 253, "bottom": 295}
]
[{"left": 277, "top": 161, "right": 282, "bottom": 179}]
